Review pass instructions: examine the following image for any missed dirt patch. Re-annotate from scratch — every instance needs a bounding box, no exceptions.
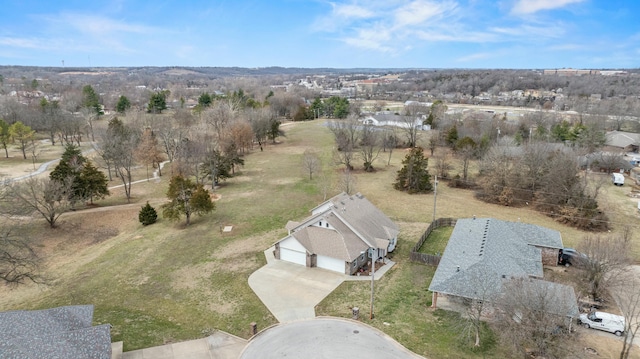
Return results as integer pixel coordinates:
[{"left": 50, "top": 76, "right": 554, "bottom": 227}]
[{"left": 574, "top": 329, "right": 640, "bottom": 359}]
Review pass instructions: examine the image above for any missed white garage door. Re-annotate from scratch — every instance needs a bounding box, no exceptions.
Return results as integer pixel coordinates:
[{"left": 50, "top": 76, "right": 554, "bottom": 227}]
[
  {"left": 280, "top": 248, "right": 306, "bottom": 266},
  {"left": 316, "top": 255, "right": 345, "bottom": 274}
]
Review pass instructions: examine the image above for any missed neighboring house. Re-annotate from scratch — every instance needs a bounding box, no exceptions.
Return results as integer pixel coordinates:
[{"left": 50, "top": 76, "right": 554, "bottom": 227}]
[
  {"left": 580, "top": 151, "right": 633, "bottom": 173},
  {"left": 0, "top": 305, "right": 112, "bottom": 358},
  {"left": 274, "top": 192, "right": 399, "bottom": 274},
  {"left": 605, "top": 131, "right": 640, "bottom": 153},
  {"left": 428, "top": 218, "right": 577, "bottom": 317},
  {"left": 362, "top": 113, "right": 430, "bottom": 131}
]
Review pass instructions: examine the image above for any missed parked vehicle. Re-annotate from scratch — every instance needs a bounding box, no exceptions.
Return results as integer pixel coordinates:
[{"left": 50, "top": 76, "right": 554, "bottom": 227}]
[
  {"left": 579, "top": 311, "right": 625, "bottom": 336},
  {"left": 612, "top": 173, "right": 625, "bottom": 186},
  {"left": 558, "top": 248, "right": 587, "bottom": 266}
]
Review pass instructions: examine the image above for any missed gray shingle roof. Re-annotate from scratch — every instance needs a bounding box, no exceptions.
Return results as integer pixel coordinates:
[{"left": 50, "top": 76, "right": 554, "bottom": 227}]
[
  {"left": 327, "top": 192, "right": 399, "bottom": 248},
  {"left": 281, "top": 192, "right": 399, "bottom": 261},
  {"left": 293, "top": 215, "right": 369, "bottom": 261},
  {"left": 606, "top": 131, "right": 640, "bottom": 148},
  {"left": 429, "top": 218, "right": 563, "bottom": 300},
  {"left": 0, "top": 305, "right": 111, "bottom": 359},
  {"left": 0, "top": 325, "right": 112, "bottom": 359},
  {"left": 515, "top": 280, "right": 580, "bottom": 318}
]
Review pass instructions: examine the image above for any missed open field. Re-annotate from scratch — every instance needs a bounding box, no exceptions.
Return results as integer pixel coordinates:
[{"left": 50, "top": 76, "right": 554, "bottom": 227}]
[{"left": 1, "top": 119, "right": 639, "bottom": 356}]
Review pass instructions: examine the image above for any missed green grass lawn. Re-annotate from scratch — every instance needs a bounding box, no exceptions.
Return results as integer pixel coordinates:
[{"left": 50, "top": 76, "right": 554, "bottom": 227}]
[
  {"left": 418, "top": 226, "right": 453, "bottom": 255},
  {"left": 316, "top": 234, "right": 507, "bottom": 358}
]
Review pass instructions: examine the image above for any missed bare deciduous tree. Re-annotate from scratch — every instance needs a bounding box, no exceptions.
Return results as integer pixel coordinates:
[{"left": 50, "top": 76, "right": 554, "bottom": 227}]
[
  {"left": 359, "top": 124, "right": 380, "bottom": 172},
  {"left": 612, "top": 274, "right": 640, "bottom": 359},
  {"left": 494, "top": 278, "right": 578, "bottom": 359},
  {"left": 103, "top": 118, "right": 139, "bottom": 202},
  {"left": 0, "top": 226, "right": 41, "bottom": 285},
  {"left": 432, "top": 149, "right": 453, "bottom": 179},
  {"left": 451, "top": 267, "right": 500, "bottom": 347},
  {"left": 337, "top": 169, "right": 357, "bottom": 195},
  {"left": 575, "top": 229, "right": 632, "bottom": 301},
  {"left": 301, "top": 149, "right": 321, "bottom": 180},
  {"left": 382, "top": 128, "right": 398, "bottom": 166},
  {"left": 4, "top": 177, "right": 72, "bottom": 228},
  {"left": 330, "top": 119, "right": 358, "bottom": 171}
]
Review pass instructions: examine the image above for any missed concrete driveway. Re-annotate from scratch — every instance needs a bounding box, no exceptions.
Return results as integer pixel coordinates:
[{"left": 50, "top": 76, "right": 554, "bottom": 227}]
[
  {"left": 239, "top": 317, "right": 425, "bottom": 359},
  {"left": 248, "top": 257, "right": 345, "bottom": 322}
]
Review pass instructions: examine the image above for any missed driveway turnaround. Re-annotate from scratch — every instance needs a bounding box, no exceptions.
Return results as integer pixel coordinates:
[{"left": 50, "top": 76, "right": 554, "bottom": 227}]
[
  {"left": 248, "top": 259, "right": 345, "bottom": 322},
  {"left": 239, "top": 317, "right": 425, "bottom": 359}
]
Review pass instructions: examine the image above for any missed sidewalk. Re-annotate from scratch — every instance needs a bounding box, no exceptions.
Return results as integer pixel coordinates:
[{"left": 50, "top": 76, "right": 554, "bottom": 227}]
[{"left": 117, "top": 331, "right": 246, "bottom": 359}]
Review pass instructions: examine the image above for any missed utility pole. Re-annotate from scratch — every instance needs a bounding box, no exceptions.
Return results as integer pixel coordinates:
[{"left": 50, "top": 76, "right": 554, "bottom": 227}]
[
  {"left": 370, "top": 247, "right": 375, "bottom": 320},
  {"left": 432, "top": 175, "right": 438, "bottom": 222}
]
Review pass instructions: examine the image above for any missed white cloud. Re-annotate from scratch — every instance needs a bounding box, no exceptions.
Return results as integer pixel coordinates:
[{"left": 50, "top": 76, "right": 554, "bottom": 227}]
[
  {"left": 48, "top": 13, "right": 159, "bottom": 36},
  {"left": 490, "top": 24, "right": 564, "bottom": 38},
  {"left": 511, "top": 0, "right": 585, "bottom": 15},
  {"left": 414, "top": 28, "right": 499, "bottom": 42},
  {"left": 341, "top": 24, "right": 394, "bottom": 52},
  {"left": 394, "top": 0, "right": 457, "bottom": 27},
  {"left": 313, "top": 0, "right": 580, "bottom": 58},
  {"left": 331, "top": 3, "right": 376, "bottom": 19},
  {"left": 0, "top": 37, "right": 44, "bottom": 49}
]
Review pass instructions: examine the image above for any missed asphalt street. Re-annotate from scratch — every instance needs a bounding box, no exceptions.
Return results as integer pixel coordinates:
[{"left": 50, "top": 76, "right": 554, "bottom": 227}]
[{"left": 239, "top": 318, "right": 425, "bottom": 359}]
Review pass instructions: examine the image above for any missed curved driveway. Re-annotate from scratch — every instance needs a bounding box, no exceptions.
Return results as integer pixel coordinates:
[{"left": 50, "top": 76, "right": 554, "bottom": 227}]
[{"left": 239, "top": 317, "right": 425, "bottom": 359}]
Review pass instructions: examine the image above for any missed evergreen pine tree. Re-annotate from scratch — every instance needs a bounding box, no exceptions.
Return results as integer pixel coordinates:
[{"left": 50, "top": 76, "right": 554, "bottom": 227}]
[
  {"left": 394, "top": 147, "right": 433, "bottom": 194},
  {"left": 139, "top": 202, "right": 158, "bottom": 226}
]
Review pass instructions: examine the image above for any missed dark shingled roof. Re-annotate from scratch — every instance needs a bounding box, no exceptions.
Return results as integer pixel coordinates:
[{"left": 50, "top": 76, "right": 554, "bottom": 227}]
[{"left": 0, "top": 305, "right": 111, "bottom": 359}]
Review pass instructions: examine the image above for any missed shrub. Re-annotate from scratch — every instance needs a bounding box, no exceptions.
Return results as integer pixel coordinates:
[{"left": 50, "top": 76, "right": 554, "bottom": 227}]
[{"left": 139, "top": 202, "right": 158, "bottom": 226}]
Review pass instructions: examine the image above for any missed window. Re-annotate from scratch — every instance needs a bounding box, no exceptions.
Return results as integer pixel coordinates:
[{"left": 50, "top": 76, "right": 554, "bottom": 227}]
[
  {"left": 319, "top": 221, "right": 322, "bottom": 226},
  {"left": 326, "top": 223, "right": 329, "bottom": 228}
]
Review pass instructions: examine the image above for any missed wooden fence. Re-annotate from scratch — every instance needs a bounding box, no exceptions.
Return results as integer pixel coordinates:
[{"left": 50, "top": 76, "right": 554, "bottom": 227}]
[{"left": 409, "top": 217, "right": 457, "bottom": 266}]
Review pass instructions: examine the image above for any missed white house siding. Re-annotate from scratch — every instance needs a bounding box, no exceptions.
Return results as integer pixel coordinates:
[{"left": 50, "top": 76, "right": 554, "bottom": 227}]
[
  {"left": 316, "top": 255, "right": 346, "bottom": 274},
  {"left": 279, "top": 237, "right": 307, "bottom": 266}
]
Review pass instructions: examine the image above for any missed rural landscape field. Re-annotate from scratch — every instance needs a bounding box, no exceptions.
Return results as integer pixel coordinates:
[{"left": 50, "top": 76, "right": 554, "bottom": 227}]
[{"left": 1, "top": 109, "right": 639, "bottom": 358}]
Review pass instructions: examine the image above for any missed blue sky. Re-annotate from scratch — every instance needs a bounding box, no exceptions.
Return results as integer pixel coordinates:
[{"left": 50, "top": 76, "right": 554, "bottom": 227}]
[{"left": 0, "top": 0, "right": 638, "bottom": 69}]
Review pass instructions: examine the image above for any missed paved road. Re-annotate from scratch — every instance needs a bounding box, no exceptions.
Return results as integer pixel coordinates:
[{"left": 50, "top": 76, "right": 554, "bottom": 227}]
[
  {"left": 1, "top": 147, "right": 96, "bottom": 184},
  {"left": 239, "top": 318, "right": 425, "bottom": 359}
]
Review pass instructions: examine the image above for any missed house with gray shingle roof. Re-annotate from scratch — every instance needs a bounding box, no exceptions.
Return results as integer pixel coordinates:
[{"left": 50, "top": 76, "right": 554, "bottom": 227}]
[
  {"left": 429, "top": 218, "right": 577, "bottom": 317},
  {"left": 274, "top": 192, "right": 399, "bottom": 274},
  {"left": 0, "top": 305, "right": 111, "bottom": 358},
  {"left": 605, "top": 131, "right": 640, "bottom": 152}
]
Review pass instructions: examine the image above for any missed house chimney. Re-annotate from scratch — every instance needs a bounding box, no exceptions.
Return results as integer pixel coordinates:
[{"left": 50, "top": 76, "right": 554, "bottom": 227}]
[
  {"left": 456, "top": 266, "right": 460, "bottom": 272},
  {"left": 473, "top": 215, "right": 476, "bottom": 220}
]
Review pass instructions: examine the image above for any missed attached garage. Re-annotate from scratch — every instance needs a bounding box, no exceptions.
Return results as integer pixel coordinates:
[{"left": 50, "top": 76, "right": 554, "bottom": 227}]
[
  {"left": 316, "top": 255, "right": 346, "bottom": 274},
  {"left": 280, "top": 248, "right": 306, "bottom": 266},
  {"left": 278, "top": 236, "right": 307, "bottom": 266}
]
